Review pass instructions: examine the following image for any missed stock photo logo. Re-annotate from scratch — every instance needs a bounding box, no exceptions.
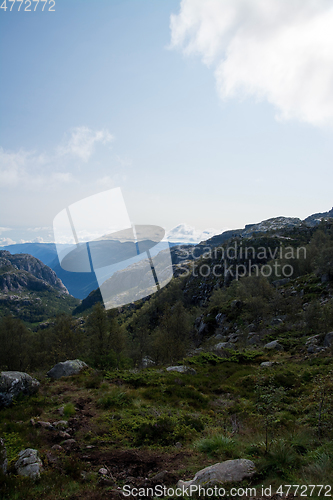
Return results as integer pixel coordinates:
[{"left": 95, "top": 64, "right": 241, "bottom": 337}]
[{"left": 53, "top": 188, "right": 173, "bottom": 309}]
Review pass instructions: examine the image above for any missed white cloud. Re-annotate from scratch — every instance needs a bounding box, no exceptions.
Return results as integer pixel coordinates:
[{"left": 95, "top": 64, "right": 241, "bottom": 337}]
[
  {"left": 167, "top": 223, "right": 223, "bottom": 243},
  {"left": 0, "top": 237, "right": 16, "bottom": 246},
  {"left": 58, "top": 126, "right": 114, "bottom": 162},
  {"left": 170, "top": 0, "right": 333, "bottom": 127},
  {"left": 0, "top": 126, "right": 114, "bottom": 190}
]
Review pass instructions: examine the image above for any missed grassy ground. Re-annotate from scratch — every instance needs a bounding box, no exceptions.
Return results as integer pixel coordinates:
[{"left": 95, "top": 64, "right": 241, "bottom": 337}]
[{"left": 1, "top": 346, "right": 333, "bottom": 499}]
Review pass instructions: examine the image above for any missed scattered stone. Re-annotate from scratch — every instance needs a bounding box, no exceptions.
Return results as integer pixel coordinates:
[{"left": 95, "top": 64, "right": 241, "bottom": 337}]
[
  {"left": 36, "top": 421, "right": 54, "bottom": 430},
  {"left": 264, "top": 340, "right": 284, "bottom": 351},
  {"left": 52, "top": 420, "right": 68, "bottom": 430},
  {"left": 0, "top": 371, "right": 40, "bottom": 408},
  {"left": 166, "top": 366, "right": 197, "bottom": 375},
  {"left": 47, "top": 359, "right": 88, "bottom": 379},
  {"left": 15, "top": 448, "right": 43, "bottom": 480},
  {"left": 61, "top": 439, "right": 77, "bottom": 451},
  {"left": 260, "top": 362, "right": 274, "bottom": 368},
  {"left": 142, "top": 357, "right": 155, "bottom": 368},
  {"left": 177, "top": 459, "right": 256, "bottom": 489},
  {"left": 46, "top": 452, "right": 58, "bottom": 465},
  {"left": 59, "top": 431, "right": 71, "bottom": 439},
  {"left": 150, "top": 470, "right": 169, "bottom": 485},
  {"left": 99, "top": 467, "right": 108, "bottom": 475},
  {"left": 51, "top": 444, "right": 63, "bottom": 451},
  {"left": 0, "top": 438, "right": 7, "bottom": 475}
]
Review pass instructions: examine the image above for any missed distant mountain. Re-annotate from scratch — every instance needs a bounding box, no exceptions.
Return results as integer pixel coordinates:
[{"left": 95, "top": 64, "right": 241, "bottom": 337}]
[
  {"left": 0, "top": 250, "right": 79, "bottom": 322},
  {"left": 0, "top": 243, "right": 99, "bottom": 299}
]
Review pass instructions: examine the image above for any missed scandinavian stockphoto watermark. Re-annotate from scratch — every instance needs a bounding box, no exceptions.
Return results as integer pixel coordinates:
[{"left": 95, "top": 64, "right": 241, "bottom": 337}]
[
  {"left": 177, "top": 241, "right": 307, "bottom": 280},
  {"left": 53, "top": 188, "right": 173, "bottom": 309}
]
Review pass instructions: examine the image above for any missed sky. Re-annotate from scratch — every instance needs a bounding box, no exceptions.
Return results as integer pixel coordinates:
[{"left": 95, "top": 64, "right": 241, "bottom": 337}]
[{"left": 1, "top": 0, "right": 333, "bottom": 245}]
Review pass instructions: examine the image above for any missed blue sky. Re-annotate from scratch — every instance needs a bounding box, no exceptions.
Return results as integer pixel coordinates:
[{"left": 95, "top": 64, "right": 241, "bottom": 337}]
[{"left": 1, "top": 0, "right": 333, "bottom": 244}]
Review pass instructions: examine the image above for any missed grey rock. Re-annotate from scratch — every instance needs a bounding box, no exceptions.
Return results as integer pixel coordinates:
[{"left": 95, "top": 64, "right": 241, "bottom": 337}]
[
  {"left": 0, "top": 371, "right": 40, "bottom": 408},
  {"left": 324, "top": 332, "right": 333, "bottom": 347},
  {"left": 142, "top": 357, "right": 155, "bottom": 368},
  {"left": 264, "top": 340, "right": 284, "bottom": 351},
  {"left": 47, "top": 359, "right": 88, "bottom": 379},
  {"left": 0, "top": 438, "right": 7, "bottom": 475},
  {"left": 260, "top": 362, "right": 274, "bottom": 367},
  {"left": 229, "top": 336, "right": 238, "bottom": 343},
  {"left": 198, "top": 321, "right": 209, "bottom": 335},
  {"left": 177, "top": 459, "right": 256, "bottom": 489},
  {"left": 307, "top": 345, "right": 317, "bottom": 354},
  {"left": 15, "top": 448, "right": 43, "bottom": 480},
  {"left": 231, "top": 300, "right": 243, "bottom": 309},
  {"left": 61, "top": 439, "right": 77, "bottom": 451},
  {"left": 52, "top": 420, "right": 68, "bottom": 430},
  {"left": 247, "top": 335, "right": 260, "bottom": 346},
  {"left": 214, "top": 341, "right": 236, "bottom": 353},
  {"left": 271, "top": 318, "right": 283, "bottom": 326},
  {"left": 166, "top": 366, "right": 197, "bottom": 375},
  {"left": 215, "top": 313, "right": 226, "bottom": 325}
]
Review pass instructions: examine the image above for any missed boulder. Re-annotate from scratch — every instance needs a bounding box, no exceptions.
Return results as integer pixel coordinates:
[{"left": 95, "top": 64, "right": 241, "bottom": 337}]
[
  {"left": 247, "top": 334, "right": 260, "bottom": 346},
  {"left": 142, "top": 357, "right": 155, "bottom": 368},
  {"left": 15, "top": 448, "right": 43, "bottom": 480},
  {"left": 47, "top": 359, "right": 88, "bottom": 379},
  {"left": 264, "top": 340, "right": 284, "bottom": 351},
  {"left": 177, "top": 459, "right": 256, "bottom": 490},
  {"left": 324, "top": 332, "right": 333, "bottom": 348},
  {"left": 260, "top": 362, "right": 274, "bottom": 368},
  {"left": 0, "top": 371, "right": 40, "bottom": 408},
  {"left": 166, "top": 366, "right": 197, "bottom": 375},
  {"left": 0, "top": 438, "right": 7, "bottom": 475},
  {"left": 214, "top": 342, "right": 235, "bottom": 353}
]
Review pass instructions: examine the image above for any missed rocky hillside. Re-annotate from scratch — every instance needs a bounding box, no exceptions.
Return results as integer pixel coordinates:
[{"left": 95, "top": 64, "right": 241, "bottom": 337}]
[
  {"left": 0, "top": 251, "right": 68, "bottom": 294},
  {"left": 0, "top": 251, "right": 79, "bottom": 323}
]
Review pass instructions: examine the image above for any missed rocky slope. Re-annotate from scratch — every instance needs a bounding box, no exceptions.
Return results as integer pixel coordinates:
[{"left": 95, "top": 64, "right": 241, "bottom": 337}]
[
  {"left": 0, "top": 251, "right": 68, "bottom": 294},
  {"left": 0, "top": 251, "right": 79, "bottom": 323}
]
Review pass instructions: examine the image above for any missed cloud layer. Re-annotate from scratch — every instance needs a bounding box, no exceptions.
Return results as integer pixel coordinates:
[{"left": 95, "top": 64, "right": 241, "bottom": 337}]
[
  {"left": 0, "top": 126, "right": 114, "bottom": 189},
  {"left": 170, "top": 0, "right": 333, "bottom": 127}
]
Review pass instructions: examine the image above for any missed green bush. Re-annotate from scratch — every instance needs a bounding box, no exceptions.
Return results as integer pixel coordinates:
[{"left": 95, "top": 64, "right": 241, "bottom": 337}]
[
  {"left": 97, "top": 388, "right": 133, "bottom": 409},
  {"left": 194, "top": 435, "right": 237, "bottom": 458}
]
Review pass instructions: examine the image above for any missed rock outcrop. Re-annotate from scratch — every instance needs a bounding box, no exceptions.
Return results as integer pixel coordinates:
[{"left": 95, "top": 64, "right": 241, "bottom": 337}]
[
  {"left": 47, "top": 359, "right": 88, "bottom": 379},
  {"left": 166, "top": 365, "right": 197, "bottom": 375},
  {"left": 15, "top": 448, "right": 43, "bottom": 479},
  {"left": 177, "top": 459, "right": 256, "bottom": 489},
  {"left": 0, "top": 371, "right": 40, "bottom": 408},
  {"left": 0, "top": 251, "right": 68, "bottom": 294}
]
